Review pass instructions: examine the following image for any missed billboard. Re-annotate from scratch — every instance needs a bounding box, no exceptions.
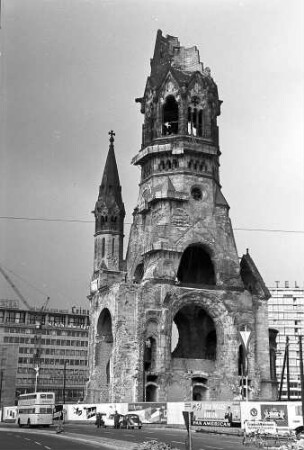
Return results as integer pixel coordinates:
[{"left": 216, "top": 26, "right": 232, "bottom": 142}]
[
  {"left": 184, "top": 401, "right": 241, "bottom": 429},
  {"left": 128, "top": 402, "right": 167, "bottom": 424}
]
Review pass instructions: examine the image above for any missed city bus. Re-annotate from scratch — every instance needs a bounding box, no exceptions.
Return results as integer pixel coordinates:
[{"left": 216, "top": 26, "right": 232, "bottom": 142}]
[{"left": 16, "top": 392, "right": 55, "bottom": 427}]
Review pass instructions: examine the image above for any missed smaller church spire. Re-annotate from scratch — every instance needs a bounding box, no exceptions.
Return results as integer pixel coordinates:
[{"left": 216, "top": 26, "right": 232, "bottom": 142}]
[
  {"left": 92, "top": 131, "right": 125, "bottom": 272},
  {"left": 98, "top": 131, "right": 124, "bottom": 209}
]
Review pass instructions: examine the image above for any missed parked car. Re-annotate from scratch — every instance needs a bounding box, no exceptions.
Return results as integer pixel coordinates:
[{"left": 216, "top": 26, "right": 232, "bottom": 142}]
[
  {"left": 295, "top": 426, "right": 304, "bottom": 438},
  {"left": 121, "top": 413, "right": 142, "bottom": 429}
]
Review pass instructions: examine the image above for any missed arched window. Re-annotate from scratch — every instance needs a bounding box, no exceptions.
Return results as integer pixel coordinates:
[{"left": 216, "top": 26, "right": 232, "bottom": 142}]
[
  {"left": 133, "top": 263, "right": 144, "bottom": 283},
  {"left": 198, "top": 110, "right": 203, "bottom": 136},
  {"left": 269, "top": 328, "right": 278, "bottom": 380},
  {"left": 95, "top": 308, "right": 113, "bottom": 366},
  {"left": 172, "top": 305, "right": 216, "bottom": 360},
  {"left": 146, "top": 384, "right": 158, "bottom": 402},
  {"left": 112, "top": 238, "right": 115, "bottom": 255},
  {"left": 106, "top": 360, "right": 110, "bottom": 385},
  {"left": 188, "top": 101, "right": 204, "bottom": 137},
  {"left": 159, "top": 161, "right": 165, "bottom": 171},
  {"left": 144, "top": 337, "right": 156, "bottom": 371},
  {"left": 192, "top": 377, "right": 208, "bottom": 401},
  {"left": 163, "top": 96, "right": 178, "bottom": 135},
  {"left": 177, "top": 245, "right": 216, "bottom": 285},
  {"left": 101, "top": 238, "right": 105, "bottom": 258}
]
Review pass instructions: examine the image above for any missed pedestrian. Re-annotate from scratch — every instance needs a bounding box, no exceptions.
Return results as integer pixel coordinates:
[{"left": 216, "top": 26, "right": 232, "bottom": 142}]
[
  {"left": 114, "top": 410, "right": 119, "bottom": 429},
  {"left": 96, "top": 413, "right": 102, "bottom": 428},
  {"left": 224, "top": 406, "right": 233, "bottom": 424},
  {"left": 56, "top": 410, "right": 64, "bottom": 433}
]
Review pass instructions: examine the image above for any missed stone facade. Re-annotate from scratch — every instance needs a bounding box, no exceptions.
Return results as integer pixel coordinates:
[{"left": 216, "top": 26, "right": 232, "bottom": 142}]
[{"left": 86, "top": 30, "right": 277, "bottom": 404}]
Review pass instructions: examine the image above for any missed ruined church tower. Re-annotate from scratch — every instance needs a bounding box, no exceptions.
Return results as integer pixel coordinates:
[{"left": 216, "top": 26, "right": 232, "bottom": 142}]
[{"left": 86, "top": 31, "right": 277, "bottom": 403}]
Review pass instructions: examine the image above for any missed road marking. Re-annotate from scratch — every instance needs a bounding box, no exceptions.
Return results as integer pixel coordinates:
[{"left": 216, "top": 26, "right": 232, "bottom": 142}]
[
  {"left": 35, "top": 442, "right": 42, "bottom": 446},
  {"left": 25, "top": 438, "right": 31, "bottom": 441},
  {"left": 205, "top": 446, "right": 223, "bottom": 449},
  {"left": 172, "top": 441, "right": 184, "bottom": 444},
  {"left": 45, "top": 447, "right": 51, "bottom": 450}
]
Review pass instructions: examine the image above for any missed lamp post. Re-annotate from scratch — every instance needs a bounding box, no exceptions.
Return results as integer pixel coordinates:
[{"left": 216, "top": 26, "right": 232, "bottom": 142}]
[
  {"left": 239, "top": 329, "right": 252, "bottom": 401},
  {"left": 34, "top": 365, "right": 39, "bottom": 393},
  {"left": 63, "top": 360, "right": 67, "bottom": 404}
]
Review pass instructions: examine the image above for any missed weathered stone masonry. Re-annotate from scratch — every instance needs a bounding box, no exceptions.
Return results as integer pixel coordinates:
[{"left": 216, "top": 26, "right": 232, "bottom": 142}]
[{"left": 86, "top": 30, "right": 277, "bottom": 404}]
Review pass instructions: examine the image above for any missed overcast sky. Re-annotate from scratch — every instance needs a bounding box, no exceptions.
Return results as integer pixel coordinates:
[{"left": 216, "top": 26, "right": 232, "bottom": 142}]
[{"left": 0, "top": 0, "right": 303, "bottom": 311}]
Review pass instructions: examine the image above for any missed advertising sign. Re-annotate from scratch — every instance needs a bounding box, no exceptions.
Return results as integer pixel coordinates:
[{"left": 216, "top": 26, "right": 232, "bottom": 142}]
[
  {"left": 240, "top": 402, "right": 290, "bottom": 429},
  {"left": 65, "top": 403, "right": 128, "bottom": 422},
  {"left": 261, "top": 404, "right": 288, "bottom": 427},
  {"left": 184, "top": 401, "right": 241, "bottom": 429},
  {"left": 128, "top": 402, "right": 167, "bottom": 424},
  {"left": 244, "top": 420, "right": 277, "bottom": 434}
]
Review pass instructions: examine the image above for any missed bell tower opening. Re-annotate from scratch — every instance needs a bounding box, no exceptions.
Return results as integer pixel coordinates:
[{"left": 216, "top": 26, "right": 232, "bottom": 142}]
[
  {"left": 162, "top": 95, "right": 179, "bottom": 135},
  {"left": 177, "top": 244, "right": 216, "bottom": 285}
]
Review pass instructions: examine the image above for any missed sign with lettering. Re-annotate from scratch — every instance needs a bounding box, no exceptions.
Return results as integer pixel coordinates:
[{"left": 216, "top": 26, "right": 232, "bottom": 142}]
[
  {"left": 184, "top": 401, "right": 241, "bottom": 428},
  {"left": 194, "top": 419, "right": 232, "bottom": 427},
  {"left": 244, "top": 420, "right": 277, "bottom": 434}
]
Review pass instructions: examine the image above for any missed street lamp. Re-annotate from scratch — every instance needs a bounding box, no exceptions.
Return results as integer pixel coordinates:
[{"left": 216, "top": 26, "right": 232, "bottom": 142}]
[{"left": 34, "top": 365, "right": 39, "bottom": 393}]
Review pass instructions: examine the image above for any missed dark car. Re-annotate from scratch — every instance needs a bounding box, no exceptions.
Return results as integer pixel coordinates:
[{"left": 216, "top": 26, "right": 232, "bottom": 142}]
[{"left": 122, "top": 413, "right": 142, "bottom": 429}]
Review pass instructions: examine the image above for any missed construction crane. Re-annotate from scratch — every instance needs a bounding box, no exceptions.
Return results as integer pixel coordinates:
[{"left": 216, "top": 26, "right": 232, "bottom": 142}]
[{"left": 0, "top": 264, "right": 33, "bottom": 310}]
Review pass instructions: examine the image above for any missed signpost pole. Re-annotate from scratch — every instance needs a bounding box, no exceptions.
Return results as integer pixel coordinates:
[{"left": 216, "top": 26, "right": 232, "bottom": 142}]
[{"left": 188, "top": 410, "right": 192, "bottom": 450}]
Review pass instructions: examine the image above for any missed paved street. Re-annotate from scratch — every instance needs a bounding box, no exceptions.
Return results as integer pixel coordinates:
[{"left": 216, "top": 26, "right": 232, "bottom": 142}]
[
  {"left": 0, "top": 428, "right": 104, "bottom": 450},
  {"left": 0, "top": 423, "right": 248, "bottom": 450}
]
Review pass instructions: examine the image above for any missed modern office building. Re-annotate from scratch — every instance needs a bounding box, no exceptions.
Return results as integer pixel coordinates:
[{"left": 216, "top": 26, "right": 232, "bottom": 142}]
[
  {"left": 0, "top": 299, "right": 89, "bottom": 407},
  {"left": 268, "top": 283, "right": 304, "bottom": 400}
]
